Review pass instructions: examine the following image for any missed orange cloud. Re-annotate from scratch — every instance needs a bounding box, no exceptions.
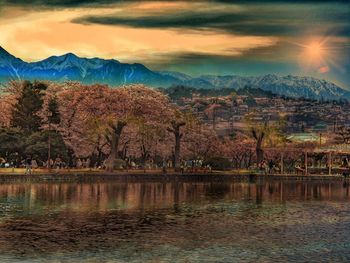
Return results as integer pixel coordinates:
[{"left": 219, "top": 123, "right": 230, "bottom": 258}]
[{"left": 0, "top": 6, "right": 276, "bottom": 64}]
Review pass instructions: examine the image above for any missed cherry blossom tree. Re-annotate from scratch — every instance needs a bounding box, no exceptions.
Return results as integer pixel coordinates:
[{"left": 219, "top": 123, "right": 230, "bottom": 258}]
[
  {"left": 0, "top": 94, "right": 14, "bottom": 127},
  {"left": 222, "top": 134, "right": 255, "bottom": 169},
  {"left": 55, "top": 83, "right": 173, "bottom": 171},
  {"left": 182, "top": 123, "right": 220, "bottom": 160}
]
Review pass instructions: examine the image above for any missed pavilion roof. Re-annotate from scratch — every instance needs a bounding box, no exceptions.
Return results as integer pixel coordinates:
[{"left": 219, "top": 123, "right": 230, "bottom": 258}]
[{"left": 286, "top": 133, "right": 320, "bottom": 143}]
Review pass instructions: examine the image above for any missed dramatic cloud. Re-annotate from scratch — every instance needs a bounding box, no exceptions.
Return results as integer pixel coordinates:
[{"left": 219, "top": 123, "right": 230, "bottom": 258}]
[
  {"left": 73, "top": 3, "right": 350, "bottom": 37},
  {"left": 0, "top": 0, "right": 349, "bottom": 87},
  {"left": 1, "top": 0, "right": 349, "bottom": 8},
  {"left": 0, "top": 0, "right": 124, "bottom": 8}
]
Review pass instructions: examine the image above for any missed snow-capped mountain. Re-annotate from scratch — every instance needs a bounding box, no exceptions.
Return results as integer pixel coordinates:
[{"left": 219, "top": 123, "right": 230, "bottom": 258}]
[
  {"left": 0, "top": 46, "right": 348, "bottom": 100},
  {"left": 180, "top": 74, "right": 350, "bottom": 100},
  {"left": 0, "top": 46, "right": 28, "bottom": 80},
  {"left": 0, "top": 46, "right": 179, "bottom": 87}
]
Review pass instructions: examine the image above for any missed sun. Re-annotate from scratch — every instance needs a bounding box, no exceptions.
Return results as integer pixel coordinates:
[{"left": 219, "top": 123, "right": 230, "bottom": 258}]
[
  {"left": 294, "top": 37, "right": 334, "bottom": 74},
  {"left": 301, "top": 40, "right": 327, "bottom": 67},
  {"left": 306, "top": 41, "right": 324, "bottom": 60}
]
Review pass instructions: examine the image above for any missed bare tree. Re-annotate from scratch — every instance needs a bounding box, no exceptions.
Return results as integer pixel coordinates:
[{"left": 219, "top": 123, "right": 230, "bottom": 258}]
[{"left": 251, "top": 126, "right": 265, "bottom": 165}]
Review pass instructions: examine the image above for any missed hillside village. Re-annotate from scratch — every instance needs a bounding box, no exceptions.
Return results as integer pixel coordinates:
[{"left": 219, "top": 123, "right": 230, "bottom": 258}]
[{"left": 164, "top": 86, "right": 350, "bottom": 145}]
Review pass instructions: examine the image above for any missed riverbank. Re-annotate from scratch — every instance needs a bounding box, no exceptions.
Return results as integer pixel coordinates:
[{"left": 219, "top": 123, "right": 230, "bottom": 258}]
[{"left": 0, "top": 168, "right": 348, "bottom": 182}]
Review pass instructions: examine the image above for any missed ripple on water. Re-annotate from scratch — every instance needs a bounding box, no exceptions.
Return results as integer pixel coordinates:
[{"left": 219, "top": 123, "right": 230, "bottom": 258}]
[{"left": 0, "top": 180, "right": 349, "bottom": 262}]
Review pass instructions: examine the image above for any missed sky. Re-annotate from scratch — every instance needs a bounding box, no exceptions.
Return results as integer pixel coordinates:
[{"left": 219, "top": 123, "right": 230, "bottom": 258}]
[{"left": 0, "top": 0, "right": 349, "bottom": 88}]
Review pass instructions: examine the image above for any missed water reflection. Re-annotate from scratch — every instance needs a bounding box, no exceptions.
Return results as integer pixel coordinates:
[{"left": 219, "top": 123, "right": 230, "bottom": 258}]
[
  {"left": 0, "top": 181, "right": 349, "bottom": 214},
  {"left": 0, "top": 180, "right": 349, "bottom": 262}
]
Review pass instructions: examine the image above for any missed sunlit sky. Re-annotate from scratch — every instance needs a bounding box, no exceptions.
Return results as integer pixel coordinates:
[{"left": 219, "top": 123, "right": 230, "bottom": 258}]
[{"left": 0, "top": 0, "right": 349, "bottom": 87}]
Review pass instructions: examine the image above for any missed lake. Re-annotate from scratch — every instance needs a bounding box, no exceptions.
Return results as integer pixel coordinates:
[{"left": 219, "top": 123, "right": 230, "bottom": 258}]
[{"left": 0, "top": 178, "right": 349, "bottom": 262}]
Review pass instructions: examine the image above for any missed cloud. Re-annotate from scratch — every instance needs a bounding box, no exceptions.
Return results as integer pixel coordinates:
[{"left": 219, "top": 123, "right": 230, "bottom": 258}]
[
  {"left": 2, "top": 1, "right": 349, "bottom": 38},
  {"left": 212, "top": 0, "right": 349, "bottom": 3},
  {"left": 0, "top": 0, "right": 348, "bottom": 86},
  {"left": 72, "top": 2, "right": 350, "bottom": 37},
  {"left": 0, "top": 5, "right": 277, "bottom": 63},
  {"left": 0, "top": 0, "right": 124, "bottom": 8},
  {"left": 1, "top": 0, "right": 349, "bottom": 8}
]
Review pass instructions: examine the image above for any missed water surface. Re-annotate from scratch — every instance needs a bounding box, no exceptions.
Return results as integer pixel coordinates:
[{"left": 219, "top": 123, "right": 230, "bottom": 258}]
[{"left": 0, "top": 179, "right": 349, "bottom": 262}]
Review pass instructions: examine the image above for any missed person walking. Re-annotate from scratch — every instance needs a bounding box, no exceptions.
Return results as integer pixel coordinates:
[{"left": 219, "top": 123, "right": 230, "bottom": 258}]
[
  {"left": 32, "top": 159, "right": 38, "bottom": 169},
  {"left": 162, "top": 159, "right": 167, "bottom": 174},
  {"left": 25, "top": 155, "right": 32, "bottom": 175},
  {"left": 180, "top": 161, "right": 185, "bottom": 174},
  {"left": 76, "top": 158, "right": 82, "bottom": 169},
  {"left": 55, "top": 156, "right": 62, "bottom": 169}
]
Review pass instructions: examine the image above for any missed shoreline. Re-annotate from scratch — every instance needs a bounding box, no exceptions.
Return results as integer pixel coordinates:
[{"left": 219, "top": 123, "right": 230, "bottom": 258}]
[{"left": 0, "top": 169, "right": 348, "bottom": 183}]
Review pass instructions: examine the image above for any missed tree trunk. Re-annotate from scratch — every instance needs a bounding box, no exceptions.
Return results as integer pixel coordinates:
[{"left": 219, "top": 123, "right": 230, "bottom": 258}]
[
  {"left": 106, "top": 120, "right": 126, "bottom": 172},
  {"left": 256, "top": 138, "right": 264, "bottom": 165},
  {"left": 140, "top": 144, "right": 149, "bottom": 166},
  {"left": 174, "top": 131, "right": 181, "bottom": 170},
  {"left": 167, "top": 120, "right": 185, "bottom": 171},
  {"left": 252, "top": 129, "right": 265, "bottom": 166},
  {"left": 121, "top": 140, "right": 129, "bottom": 160},
  {"left": 256, "top": 147, "right": 264, "bottom": 165},
  {"left": 97, "top": 147, "right": 103, "bottom": 167}
]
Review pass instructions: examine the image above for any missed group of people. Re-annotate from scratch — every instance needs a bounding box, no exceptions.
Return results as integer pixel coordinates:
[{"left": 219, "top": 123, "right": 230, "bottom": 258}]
[
  {"left": 25, "top": 156, "right": 67, "bottom": 174},
  {"left": 258, "top": 159, "right": 278, "bottom": 174},
  {"left": 179, "top": 159, "right": 212, "bottom": 174},
  {"left": 75, "top": 158, "right": 91, "bottom": 169}
]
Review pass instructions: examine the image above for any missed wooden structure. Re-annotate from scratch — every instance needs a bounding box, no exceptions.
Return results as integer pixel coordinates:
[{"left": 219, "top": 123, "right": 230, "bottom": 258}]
[
  {"left": 307, "top": 144, "right": 350, "bottom": 176},
  {"left": 263, "top": 144, "right": 350, "bottom": 176}
]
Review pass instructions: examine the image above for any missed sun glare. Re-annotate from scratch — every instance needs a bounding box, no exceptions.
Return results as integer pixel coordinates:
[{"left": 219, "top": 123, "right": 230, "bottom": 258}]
[
  {"left": 294, "top": 37, "right": 338, "bottom": 74},
  {"left": 306, "top": 42, "right": 324, "bottom": 60}
]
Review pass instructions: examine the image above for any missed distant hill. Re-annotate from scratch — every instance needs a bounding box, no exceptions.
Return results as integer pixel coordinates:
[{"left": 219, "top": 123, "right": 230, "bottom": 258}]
[
  {"left": 161, "top": 85, "right": 276, "bottom": 101},
  {"left": 0, "top": 46, "right": 348, "bottom": 100}
]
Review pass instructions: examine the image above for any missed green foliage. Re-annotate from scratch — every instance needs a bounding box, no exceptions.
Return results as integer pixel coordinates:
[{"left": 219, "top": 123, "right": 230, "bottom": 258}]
[
  {"left": 228, "top": 131, "right": 237, "bottom": 139},
  {"left": 204, "top": 157, "right": 231, "bottom": 170},
  {"left": 11, "top": 81, "right": 47, "bottom": 134},
  {"left": 162, "top": 85, "right": 193, "bottom": 100},
  {"left": 0, "top": 127, "right": 25, "bottom": 159},
  {"left": 244, "top": 96, "right": 257, "bottom": 107},
  {"left": 24, "top": 131, "right": 68, "bottom": 163},
  {"left": 236, "top": 86, "right": 275, "bottom": 98},
  {"left": 1, "top": 82, "right": 69, "bottom": 165},
  {"left": 162, "top": 85, "right": 277, "bottom": 100},
  {"left": 290, "top": 112, "right": 322, "bottom": 126},
  {"left": 48, "top": 96, "right": 61, "bottom": 124}
]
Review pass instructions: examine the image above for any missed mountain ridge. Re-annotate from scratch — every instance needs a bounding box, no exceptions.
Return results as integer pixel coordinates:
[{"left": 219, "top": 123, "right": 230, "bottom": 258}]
[{"left": 0, "top": 46, "right": 348, "bottom": 100}]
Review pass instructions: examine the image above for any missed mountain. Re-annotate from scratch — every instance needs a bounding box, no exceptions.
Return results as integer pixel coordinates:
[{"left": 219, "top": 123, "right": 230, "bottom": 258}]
[
  {"left": 180, "top": 74, "right": 350, "bottom": 100},
  {"left": 0, "top": 46, "right": 348, "bottom": 100},
  {"left": 0, "top": 46, "right": 28, "bottom": 80},
  {"left": 0, "top": 47, "right": 179, "bottom": 87}
]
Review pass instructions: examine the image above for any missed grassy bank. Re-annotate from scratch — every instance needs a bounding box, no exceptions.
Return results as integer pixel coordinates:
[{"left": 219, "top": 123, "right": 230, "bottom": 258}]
[{"left": 0, "top": 168, "right": 348, "bottom": 183}]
